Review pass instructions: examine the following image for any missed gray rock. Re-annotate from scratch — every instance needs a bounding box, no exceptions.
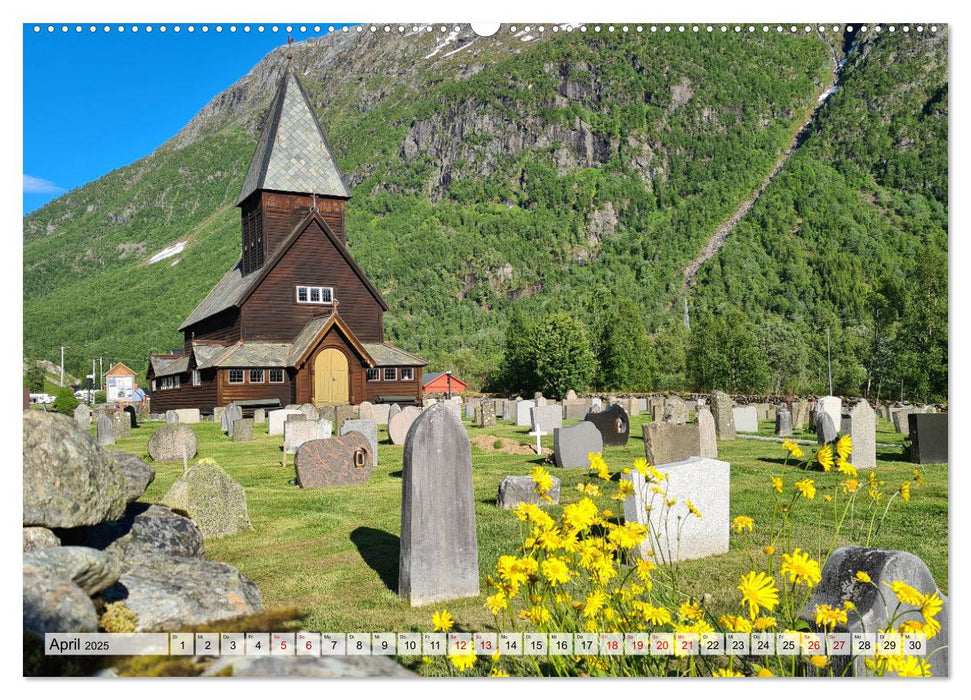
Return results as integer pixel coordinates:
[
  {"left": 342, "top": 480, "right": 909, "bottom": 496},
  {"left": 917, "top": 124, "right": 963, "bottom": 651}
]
[
  {"left": 662, "top": 396, "right": 688, "bottom": 425},
  {"left": 101, "top": 555, "right": 263, "bottom": 632},
  {"left": 232, "top": 418, "right": 254, "bottom": 442},
  {"left": 23, "top": 412, "right": 128, "bottom": 528},
  {"left": 73, "top": 404, "right": 92, "bottom": 427},
  {"left": 97, "top": 414, "right": 115, "bottom": 445},
  {"left": 399, "top": 403, "right": 479, "bottom": 606},
  {"left": 340, "top": 419, "right": 379, "bottom": 465},
  {"left": 584, "top": 404, "right": 629, "bottom": 447},
  {"left": 23, "top": 567, "right": 98, "bottom": 634},
  {"left": 530, "top": 405, "right": 562, "bottom": 433},
  {"left": 843, "top": 400, "right": 876, "bottom": 468},
  {"left": 148, "top": 423, "right": 199, "bottom": 462},
  {"left": 388, "top": 406, "right": 420, "bottom": 445},
  {"left": 710, "top": 391, "right": 736, "bottom": 440},
  {"left": 268, "top": 409, "right": 303, "bottom": 435},
  {"left": 496, "top": 475, "right": 561, "bottom": 508},
  {"left": 59, "top": 503, "right": 205, "bottom": 564},
  {"left": 203, "top": 654, "right": 416, "bottom": 677},
  {"left": 553, "top": 421, "right": 603, "bottom": 468},
  {"left": 23, "top": 526, "right": 60, "bottom": 552},
  {"left": 695, "top": 406, "right": 718, "bottom": 458},
  {"left": 161, "top": 459, "right": 252, "bottom": 538},
  {"left": 623, "top": 456, "right": 730, "bottom": 563},
  {"left": 284, "top": 417, "right": 332, "bottom": 454},
  {"left": 23, "top": 546, "right": 121, "bottom": 595},
  {"left": 732, "top": 406, "right": 759, "bottom": 433},
  {"left": 643, "top": 422, "right": 702, "bottom": 466},
  {"left": 775, "top": 407, "right": 793, "bottom": 437},
  {"left": 108, "top": 451, "right": 156, "bottom": 502},
  {"left": 798, "top": 546, "right": 948, "bottom": 677}
]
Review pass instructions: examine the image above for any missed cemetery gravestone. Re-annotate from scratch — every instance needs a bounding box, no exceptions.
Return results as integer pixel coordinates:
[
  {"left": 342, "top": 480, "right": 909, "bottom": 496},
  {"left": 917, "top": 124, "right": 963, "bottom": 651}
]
[
  {"left": 358, "top": 401, "right": 375, "bottom": 423},
  {"left": 732, "top": 406, "right": 758, "bottom": 433},
  {"left": 695, "top": 406, "right": 718, "bottom": 459},
  {"left": 284, "top": 418, "right": 332, "bottom": 454},
  {"left": 212, "top": 406, "right": 226, "bottom": 424},
  {"left": 531, "top": 405, "right": 563, "bottom": 434},
  {"left": 334, "top": 405, "right": 354, "bottom": 435},
  {"left": 909, "top": 414, "right": 948, "bottom": 464},
  {"left": 623, "top": 456, "right": 730, "bottom": 563},
  {"left": 232, "top": 419, "right": 254, "bottom": 443},
  {"left": 387, "top": 404, "right": 401, "bottom": 424},
  {"left": 147, "top": 424, "right": 198, "bottom": 463},
  {"left": 626, "top": 397, "right": 640, "bottom": 417},
  {"left": 317, "top": 405, "right": 337, "bottom": 425},
  {"left": 124, "top": 405, "right": 138, "bottom": 429},
  {"left": 444, "top": 402, "right": 463, "bottom": 422},
  {"left": 252, "top": 408, "right": 266, "bottom": 425},
  {"left": 372, "top": 404, "right": 391, "bottom": 425},
  {"left": 340, "top": 419, "right": 379, "bottom": 466},
  {"left": 161, "top": 459, "right": 252, "bottom": 538},
  {"left": 388, "top": 406, "right": 420, "bottom": 445},
  {"left": 515, "top": 400, "right": 537, "bottom": 427},
  {"left": 816, "top": 412, "right": 837, "bottom": 445},
  {"left": 74, "top": 404, "right": 92, "bottom": 428},
  {"left": 710, "top": 391, "right": 736, "bottom": 440},
  {"left": 842, "top": 400, "right": 876, "bottom": 468},
  {"left": 798, "top": 546, "right": 948, "bottom": 677},
  {"left": 165, "top": 410, "right": 179, "bottom": 424},
  {"left": 175, "top": 408, "right": 200, "bottom": 424},
  {"left": 476, "top": 401, "right": 496, "bottom": 428},
  {"left": 790, "top": 400, "right": 810, "bottom": 431},
  {"left": 563, "top": 399, "right": 592, "bottom": 421},
  {"left": 663, "top": 396, "right": 688, "bottom": 425},
  {"left": 496, "top": 475, "right": 561, "bottom": 509},
  {"left": 221, "top": 403, "right": 243, "bottom": 437},
  {"left": 565, "top": 390, "right": 578, "bottom": 401},
  {"left": 817, "top": 396, "right": 842, "bottom": 435},
  {"left": 399, "top": 404, "right": 479, "bottom": 606},
  {"left": 112, "top": 411, "right": 132, "bottom": 440},
  {"left": 590, "top": 397, "right": 603, "bottom": 411},
  {"left": 892, "top": 407, "right": 915, "bottom": 435},
  {"left": 267, "top": 409, "right": 303, "bottom": 436},
  {"left": 298, "top": 403, "right": 320, "bottom": 422},
  {"left": 584, "top": 404, "right": 630, "bottom": 447},
  {"left": 97, "top": 414, "right": 115, "bottom": 446},
  {"left": 651, "top": 404, "right": 664, "bottom": 422},
  {"left": 294, "top": 434, "right": 374, "bottom": 488},
  {"left": 775, "top": 407, "right": 793, "bottom": 437},
  {"left": 637, "top": 398, "right": 648, "bottom": 412},
  {"left": 643, "top": 423, "right": 702, "bottom": 467}
]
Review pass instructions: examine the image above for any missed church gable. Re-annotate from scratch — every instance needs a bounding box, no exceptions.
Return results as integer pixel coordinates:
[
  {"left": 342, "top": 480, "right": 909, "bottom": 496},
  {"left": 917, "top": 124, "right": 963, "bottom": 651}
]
[{"left": 240, "top": 214, "right": 386, "bottom": 343}]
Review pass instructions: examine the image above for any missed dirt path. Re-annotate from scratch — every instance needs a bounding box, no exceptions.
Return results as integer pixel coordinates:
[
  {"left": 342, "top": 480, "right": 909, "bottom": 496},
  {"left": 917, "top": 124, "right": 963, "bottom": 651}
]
[{"left": 672, "top": 75, "right": 839, "bottom": 306}]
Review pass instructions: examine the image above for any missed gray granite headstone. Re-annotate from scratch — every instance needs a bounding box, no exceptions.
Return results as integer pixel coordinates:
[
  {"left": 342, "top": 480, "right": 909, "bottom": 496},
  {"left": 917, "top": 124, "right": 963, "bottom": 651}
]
[
  {"left": 268, "top": 409, "right": 302, "bottom": 436},
  {"left": 298, "top": 403, "right": 320, "bottom": 422},
  {"left": 358, "top": 401, "right": 375, "bottom": 423},
  {"left": 563, "top": 399, "right": 592, "bottom": 421},
  {"left": 530, "top": 405, "right": 562, "bottom": 434},
  {"left": 909, "top": 414, "right": 947, "bottom": 464},
  {"left": 626, "top": 397, "right": 640, "bottom": 417},
  {"left": 399, "top": 403, "right": 479, "bottom": 606},
  {"left": 147, "top": 423, "right": 198, "bottom": 462},
  {"left": 584, "top": 404, "right": 629, "bottom": 447},
  {"left": 623, "top": 456, "right": 730, "bottom": 563},
  {"left": 565, "top": 390, "right": 578, "bottom": 401},
  {"left": 775, "top": 407, "right": 793, "bottom": 437},
  {"left": 388, "top": 406, "right": 420, "bottom": 445},
  {"left": 372, "top": 404, "right": 391, "bottom": 426},
  {"left": 816, "top": 412, "right": 837, "bottom": 444},
  {"left": 501, "top": 400, "right": 515, "bottom": 422},
  {"left": 444, "top": 402, "right": 463, "bottom": 422},
  {"left": 73, "top": 404, "right": 92, "bottom": 428},
  {"left": 253, "top": 408, "right": 266, "bottom": 425},
  {"left": 212, "top": 406, "right": 226, "bottom": 424},
  {"left": 175, "top": 408, "right": 200, "bottom": 424},
  {"left": 695, "top": 406, "right": 718, "bottom": 458},
  {"left": 842, "top": 400, "right": 876, "bottom": 468},
  {"left": 798, "top": 546, "right": 948, "bottom": 677},
  {"left": 340, "top": 419, "right": 379, "bottom": 466},
  {"left": 112, "top": 411, "right": 131, "bottom": 439},
  {"left": 817, "top": 396, "right": 842, "bottom": 435},
  {"left": 732, "top": 406, "right": 759, "bottom": 433},
  {"left": 221, "top": 403, "right": 243, "bottom": 436},
  {"left": 476, "top": 401, "right": 496, "bottom": 428},
  {"left": 496, "top": 475, "right": 561, "bottom": 509},
  {"left": 515, "top": 400, "right": 537, "bottom": 427},
  {"left": 232, "top": 418, "right": 254, "bottom": 443},
  {"left": 643, "top": 422, "right": 702, "bottom": 467},
  {"left": 284, "top": 418, "right": 332, "bottom": 454},
  {"left": 97, "top": 414, "right": 115, "bottom": 446},
  {"left": 892, "top": 406, "right": 916, "bottom": 435},
  {"left": 553, "top": 421, "right": 603, "bottom": 468},
  {"left": 637, "top": 398, "right": 648, "bottom": 412},
  {"left": 710, "top": 391, "right": 736, "bottom": 440},
  {"left": 387, "top": 404, "right": 401, "bottom": 424},
  {"left": 663, "top": 396, "right": 688, "bottom": 425}
]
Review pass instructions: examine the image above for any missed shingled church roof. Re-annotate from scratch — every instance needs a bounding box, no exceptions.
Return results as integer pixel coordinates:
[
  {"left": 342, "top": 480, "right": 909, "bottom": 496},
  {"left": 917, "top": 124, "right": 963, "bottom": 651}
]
[{"left": 236, "top": 68, "right": 350, "bottom": 205}]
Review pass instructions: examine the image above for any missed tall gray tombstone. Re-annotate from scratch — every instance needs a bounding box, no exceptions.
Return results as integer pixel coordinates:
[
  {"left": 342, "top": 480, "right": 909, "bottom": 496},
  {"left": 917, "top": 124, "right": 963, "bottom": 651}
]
[
  {"left": 710, "top": 391, "right": 736, "bottom": 440},
  {"left": 112, "top": 410, "right": 131, "bottom": 439},
  {"left": 387, "top": 403, "right": 401, "bottom": 424},
  {"left": 96, "top": 414, "right": 115, "bottom": 446},
  {"left": 662, "top": 396, "right": 688, "bottom": 425},
  {"left": 817, "top": 396, "right": 842, "bottom": 435},
  {"left": 221, "top": 403, "right": 242, "bottom": 435},
  {"left": 799, "top": 546, "right": 948, "bottom": 677},
  {"left": 165, "top": 409, "right": 179, "bottom": 424},
  {"left": 73, "top": 404, "right": 92, "bottom": 428},
  {"left": 816, "top": 412, "right": 837, "bottom": 444},
  {"left": 399, "top": 403, "right": 479, "bottom": 606},
  {"left": 358, "top": 401, "right": 376, "bottom": 423},
  {"left": 775, "top": 407, "right": 793, "bottom": 437},
  {"left": 253, "top": 408, "right": 266, "bottom": 425},
  {"left": 842, "top": 400, "right": 876, "bottom": 468},
  {"left": 695, "top": 405, "right": 718, "bottom": 459},
  {"left": 476, "top": 401, "right": 496, "bottom": 428}
]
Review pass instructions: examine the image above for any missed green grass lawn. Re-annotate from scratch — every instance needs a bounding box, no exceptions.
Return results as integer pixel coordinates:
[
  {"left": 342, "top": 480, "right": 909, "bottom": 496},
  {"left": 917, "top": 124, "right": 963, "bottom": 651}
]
[{"left": 103, "top": 411, "right": 947, "bottom": 635}]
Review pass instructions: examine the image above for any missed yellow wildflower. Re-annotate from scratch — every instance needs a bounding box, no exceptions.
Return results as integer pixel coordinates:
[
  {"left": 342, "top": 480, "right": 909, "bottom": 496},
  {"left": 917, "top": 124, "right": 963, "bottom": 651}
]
[
  {"left": 448, "top": 651, "right": 477, "bottom": 672},
  {"left": 731, "top": 515, "right": 754, "bottom": 534},
  {"left": 794, "top": 478, "right": 817, "bottom": 500},
  {"left": 842, "top": 479, "right": 860, "bottom": 494},
  {"left": 562, "top": 498, "right": 599, "bottom": 531},
  {"left": 613, "top": 479, "right": 635, "bottom": 501},
  {"left": 588, "top": 452, "right": 611, "bottom": 480},
  {"left": 665, "top": 497, "right": 677, "bottom": 507},
  {"left": 738, "top": 571, "right": 780, "bottom": 619},
  {"left": 885, "top": 580, "right": 923, "bottom": 606},
  {"left": 674, "top": 619, "right": 714, "bottom": 634},
  {"left": 814, "top": 604, "right": 848, "bottom": 629},
  {"left": 752, "top": 616, "right": 777, "bottom": 630},
  {"left": 540, "top": 556, "right": 572, "bottom": 585},
  {"left": 756, "top": 668, "right": 775, "bottom": 677},
  {"left": 432, "top": 609, "right": 454, "bottom": 632},
  {"left": 633, "top": 458, "right": 650, "bottom": 477},
  {"left": 686, "top": 500, "right": 702, "bottom": 518},
  {"left": 837, "top": 459, "right": 858, "bottom": 477},
  {"left": 679, "top": 600, "right": 704, "bottom": 621},
  {"left": 636, "top": 559, "right": 658, "bottom": 585},
  {"left": 899, "top": 481, "right": 911, "bottom": 502},
  {"left": 764, "top": 546, "right": 776, "bottom": 556},
  {"left": 582, "top": 591, "right": 606, "bottom": 619},
  {"left": 912, "top": 468, "right": 924, "bottom": 486},
  {"left": 897, "top": 656, "right": 932, "bottom": 677},
  {"left": 531, "top": 466, "right": 554, "bottom": 495},
  {"left": 601, "top": 508, "right": 613, "bottom": 518},
  {"left": 843, "top": 601, "right": 856, "bottom": 612},
  {"left": 836, "top": 433, "right": 852, "bottom": 461},
  {"left": 713, "top": 669, "right": 744, "bottom": 677},
  {"left": 855, "top": 571, "right": 872, "bottom": 585},
  {"left": 771, "top": 476, "right": 784, "bottom": 493},
  {"left": 816, "top": 444, "right": 835, "bottom": 472},
  {"left": 536, "top": 527, "right": 561, "bottom": 552},
  {"left": 525, "top": 606, "right": 551, "bottom": 625},
  {"left": 576, "top": 482, "right": 601, "bottom": 497},
  {"left": 921, "top": 591, "right": 943, "bottom": 621},
  {"left": 607, "top": 522, "right": 647, "bottom": 549},
  {"left": 898, "top": 620, "right": 926, "bottom": 634},
  {"left": 719, "top": 614, "right": 752, "bottom": 633},
  {"left": 782, "top": 440, "right": 804, "bottom": 459},
  {"left": 485, "top": 592, "right": 507, "bottom": 615},
  {"left": 638, "top": 603, "right": 672, "bottom": 626},
  {"left": 780, "top": 548, "right": 822, "bottom": 587},
  {"left": 489, "top": 667, "right": 509, "bottom": 677},
  {"left": 809, "top": 655, "right": 829, "bottom": 669}
]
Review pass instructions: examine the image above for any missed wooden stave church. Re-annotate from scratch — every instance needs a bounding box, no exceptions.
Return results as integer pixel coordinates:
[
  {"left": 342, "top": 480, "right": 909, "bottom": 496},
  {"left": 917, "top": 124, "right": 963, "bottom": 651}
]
[{"left": 148, "top": 64, "right": 427, "bottom": 413}]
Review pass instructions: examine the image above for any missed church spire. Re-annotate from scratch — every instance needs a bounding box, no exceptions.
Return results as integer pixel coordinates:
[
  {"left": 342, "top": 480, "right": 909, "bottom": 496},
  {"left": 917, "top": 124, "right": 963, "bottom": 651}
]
[{"left": 236, "top": 44, "right": 350, "bottom": 206}]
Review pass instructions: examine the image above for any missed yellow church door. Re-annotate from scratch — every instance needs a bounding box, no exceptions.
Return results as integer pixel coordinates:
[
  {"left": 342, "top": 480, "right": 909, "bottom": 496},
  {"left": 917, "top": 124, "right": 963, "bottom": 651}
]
[{"left": 314, "top": 348, "right": 349, "bottom": 405}]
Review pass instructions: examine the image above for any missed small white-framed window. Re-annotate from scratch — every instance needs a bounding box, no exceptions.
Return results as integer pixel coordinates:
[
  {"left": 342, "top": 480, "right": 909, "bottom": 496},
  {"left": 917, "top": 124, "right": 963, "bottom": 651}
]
[
  {"left": 228, "top": 369, "right": 244, "bottom": 384},
  {"left": 269, "top": 368, "right": 284, "bottom": 383},
  {"left": 367, "top": 368, "right": 380, "bottom": 381},
  {"left": 401, "top": 368, "right": 414, "bottom": 381},
  {"left": 295, "top": 285, "right": 334, "bottom": 305},
  {"left": 383, "top": 367, "right": 397, "bottom": 381},
  {"left": 192, "top": 370, "right": 201, "bottom": 387},
  {"left": 249, "top": 369, "right": 265, "bottom": 383}
]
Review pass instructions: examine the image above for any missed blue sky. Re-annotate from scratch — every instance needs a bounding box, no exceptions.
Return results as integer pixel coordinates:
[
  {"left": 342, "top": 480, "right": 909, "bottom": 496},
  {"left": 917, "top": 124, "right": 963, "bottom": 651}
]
[{"left": 22, "top": 23, "right": 352, "bottom": 214}]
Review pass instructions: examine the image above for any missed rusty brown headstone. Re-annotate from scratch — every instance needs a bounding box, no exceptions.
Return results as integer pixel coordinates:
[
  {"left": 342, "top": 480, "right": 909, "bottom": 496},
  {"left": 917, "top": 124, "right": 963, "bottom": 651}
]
[{"left": 294, "top": 433, "right": 373, "bottom": 488}]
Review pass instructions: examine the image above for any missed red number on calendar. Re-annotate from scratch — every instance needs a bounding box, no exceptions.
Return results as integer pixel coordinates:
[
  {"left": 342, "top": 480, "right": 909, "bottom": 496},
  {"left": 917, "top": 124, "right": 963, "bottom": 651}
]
[
  {"left": 656, "top": 640, "right": 669, "bottom": 651},
  {"left": 833, "top": 640, "right": 844, "bottom": 650},
  {"left": 808, "top": 640, "right": 819, "bottom": 651},
  {"left": 456, "top": 640, "right": 467, "bottom": 650}
]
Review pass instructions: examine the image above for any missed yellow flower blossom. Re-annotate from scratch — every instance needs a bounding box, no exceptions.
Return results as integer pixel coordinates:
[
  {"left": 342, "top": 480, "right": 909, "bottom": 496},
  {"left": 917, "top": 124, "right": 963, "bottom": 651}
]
[
  {"left": 562, "top": 498, "right": 599, "bottom": 531},
  {"left": 898, "top": 620, "right": 926, "bottom": 634},
  {"left": 738, "top": 571, "right": 780, "bottom": 619},
  {"left": 636, "top": 559, "right": 658, "bottom": 585},
  {"left": 489, "top": 667, "right": 509, "bottom": 677},
  {"left": 674, "top": 619, "right": 714, "bottom": 634},
  {"left": 582, "top": 591, "right": 606, "bottom": 618},
  {"left": 814, "top": 604, "right": 848, "bottom": 629},
  {"left": 782, "top": 440, "right": 804, "bottom": 459},
  {"left": 686, "top": 500, "right": 702, "bottom": 518},
  {"left": 612, "top": 479, "right": 635, "bottom": 501},
  {"left": 921, "top": 591, "right": 943, "bottom": 622},
  {"left": 897, "top": 656, "right": 933, "bottom": 677},
  {"left": 764, "top": 546, "right": 776, "bottom": 556},
  {"left": 636, "top": 603, "right": 672, "bottom": 626},
  {"left": 752, "top": 616, "right": 777, "bottom": 631},
  {"left": 607, "top": 522, "right": 647, "bottom": 549},
  {"left": 633, "top": 458, "right": 650, "bottom": 477},
  {"left": 448, "top": 651, "right": 477, "bottom": 672},
  {"left": 713, "top": 669, "right": 744, "bottom": 677},
  {"left": 912, "top": 468, "right": 924, "bottom": 486},
  {"left": 842, "top": 479, "right": 860, "bottom": 494},
  {"left": 899, "top": 481, "right": 911, "bottom": 502},
  {"left": 719, "top": 614, "right": 752, "bottom": 633},
  {"left": 540, "top": 556, "right": 572, "bottom": 585},
  {"left": 794, "top": 478, "right": 817, "bottom": 500},
  {"left": 432, "top": 609, "right": 454, "bottom": 632},
  {"left": 576, "top": 483, "right": 601, "bottom": 497},
  {"left": 485, "top": 592, "right": 507, "bottom": 615},
  {"left": 531, "top": 466, "right": 554, "bottom": 495},
  {"left": 837, "top": 459, "right": 858, "bottom": 477},
  {"left": 678, "top": 600, "right": 704, "bottom": 621},
  {"left": 756, "top": 668, "right": 775, "bottom": 677},
  {"left": 731, "top": 515, "right": 754, "bottom": 534},
  {"left": 816, "top": 444, "right": 835, "bottom": 472},
  {"left": 809, "top": 655, "right": 829, "bottom": 669},
  {"left": 885, "top": 580, "right": 923, "bottom": 606},
  {"left": 588, "top": 452, "right": 611, "bottom": 480},
  {"left": 780, "top": 548, "right": 822, "bottom": 587},
  {"left": 836, "top": 434, "right": 852, "bottom": 461},
  {"left": 771, "top": 476, "right": 784, "bottom": 493}
]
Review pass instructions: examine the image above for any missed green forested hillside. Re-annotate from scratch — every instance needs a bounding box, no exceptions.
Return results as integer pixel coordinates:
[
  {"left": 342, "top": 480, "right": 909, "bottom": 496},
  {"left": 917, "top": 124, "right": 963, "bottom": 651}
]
[{"left": 23, "top": 26, "right": 947, "bottom": 400}]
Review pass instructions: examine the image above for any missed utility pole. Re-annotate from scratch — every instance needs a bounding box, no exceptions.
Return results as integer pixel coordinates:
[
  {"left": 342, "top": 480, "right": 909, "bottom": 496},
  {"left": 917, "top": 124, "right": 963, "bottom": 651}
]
[
  {"left": 826, "top": 328, "right": 833, "bottom": 395},
  {"left": 92, "top": 359, "right": 96, "bottom": 405},
  {"left": 60, "top": 346, "right": 68, "bottom": 387},
  {"left": 99, "top": 357, "right": 103, "bottom": 392}
]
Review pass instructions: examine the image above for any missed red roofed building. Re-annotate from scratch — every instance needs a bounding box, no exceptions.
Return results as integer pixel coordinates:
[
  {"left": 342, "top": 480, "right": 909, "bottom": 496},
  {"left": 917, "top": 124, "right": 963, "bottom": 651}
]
[{"left": 422, "top": 372, "right": 468, "bottom": 397}]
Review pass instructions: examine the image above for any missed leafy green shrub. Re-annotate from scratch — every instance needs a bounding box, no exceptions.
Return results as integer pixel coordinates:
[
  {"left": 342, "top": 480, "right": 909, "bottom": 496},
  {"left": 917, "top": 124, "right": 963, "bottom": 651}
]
[{"left": 51, "top": 386, "right": 79, "bottom": 415}]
